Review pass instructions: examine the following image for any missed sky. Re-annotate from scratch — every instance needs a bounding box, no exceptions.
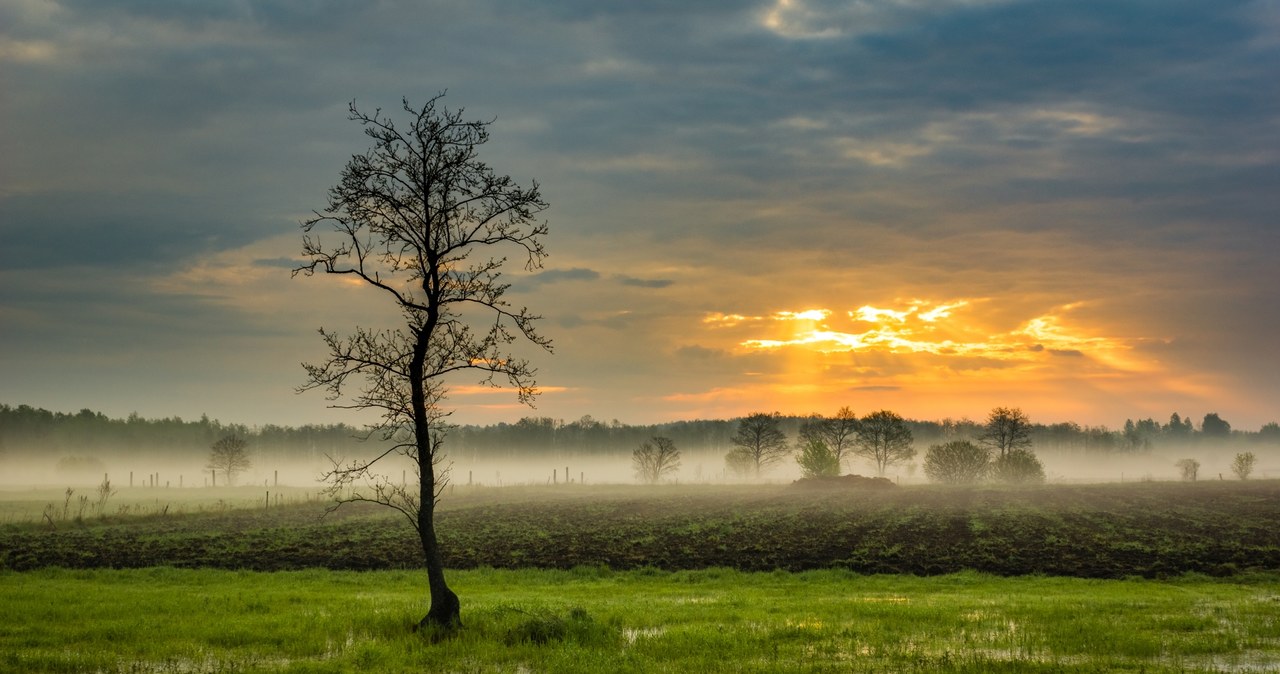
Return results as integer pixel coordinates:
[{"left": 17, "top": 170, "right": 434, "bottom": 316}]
[{"left": 2, "top": 0, "right": 1278, "bottom": 432}]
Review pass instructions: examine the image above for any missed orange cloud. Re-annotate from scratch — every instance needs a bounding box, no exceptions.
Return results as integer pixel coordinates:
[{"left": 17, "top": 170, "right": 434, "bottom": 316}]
[{"left": 677, "top": 298, "right": 1195, "bottom": 423}]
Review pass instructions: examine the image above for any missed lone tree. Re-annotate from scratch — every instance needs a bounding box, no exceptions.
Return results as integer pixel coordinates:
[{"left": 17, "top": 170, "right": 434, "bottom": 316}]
[
  {"left": 726, "top": 412, "right": 790, "bottom": 476},
  {"left": 295, "top": 93, "right": 551, "bottom": 629},
  {"left": 207, "top": 434, "right": 251, "bottom": 486},
  {"left": 798, "top": 406, "right": 860, "bottom": 472},
  {"left": 633, "top": 436, "right": 681, "bottom": 484},
  {"left": 923, "top": 440, "right": 990, "bottom": 485},
  {"left": 979, "top": 407, "right": 1032, "bottom": 459},
  {"left": 854, "top": 410, "right": 915, "bottom": 477}
]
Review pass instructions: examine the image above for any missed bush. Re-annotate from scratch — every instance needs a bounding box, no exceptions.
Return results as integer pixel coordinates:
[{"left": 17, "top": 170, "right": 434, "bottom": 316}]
[
  {"left": 988, "top": 449, "right": 1045, "bottom": 484},
  {"left": 1231, "top": 452, "right": 1256, "bottom": 480},
  {"left": 923, "top": 440, "right": 990, "bottom": 485},
  {"left": 1177, "top": 458, "right": 1200, "bottom": 482},
  {"left": 796, "top": 439, "right": 841, "bottom": 478}
]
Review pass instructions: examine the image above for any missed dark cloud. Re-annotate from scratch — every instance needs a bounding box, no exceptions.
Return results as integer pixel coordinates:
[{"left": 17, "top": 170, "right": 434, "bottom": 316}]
[
  {"left": 615, "top": 275, "right": 674, "bottom": 289},
  {"left": 525, "top": 268, "right": 602, "bottom": 286},
  {"left": 1, "top": 0, "right": 1277, "bottom": 426},
  {"left": 0, "top": 192, "right": 275, "bottom": 270}
]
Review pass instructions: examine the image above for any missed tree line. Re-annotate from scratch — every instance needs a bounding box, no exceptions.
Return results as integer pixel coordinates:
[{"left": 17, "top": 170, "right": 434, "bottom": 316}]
[
  {"left": 651, "top": 406, "right": 1047, "bottom": 485},
  {"left": 3, "top": 404, "right": 1276, "bottom": 467}
]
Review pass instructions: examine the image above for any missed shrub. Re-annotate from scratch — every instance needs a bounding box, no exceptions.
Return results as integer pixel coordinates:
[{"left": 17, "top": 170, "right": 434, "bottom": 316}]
[
  {"left": 1231, "top": 452, "right": 1255, "bottom": 480},
  {"left": 988, "top": 449, "right": 1045, "bottom": 484},
  {"left": 923, "top": 440, "right": 990, "bottom": 485},
  {"left": 1177, "top": 458, "right": 1200, "bottom": 482},
  {"left": 796, "top": 439, "right": 840, "bottom": 478}
]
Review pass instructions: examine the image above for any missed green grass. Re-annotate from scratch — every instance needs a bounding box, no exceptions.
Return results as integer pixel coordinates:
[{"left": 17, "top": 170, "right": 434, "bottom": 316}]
[{"left": 3, "top": 567, "right": 1278, "bottom": 673}]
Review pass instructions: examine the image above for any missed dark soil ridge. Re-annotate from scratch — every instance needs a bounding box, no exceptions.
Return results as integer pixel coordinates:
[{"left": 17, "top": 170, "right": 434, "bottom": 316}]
[{"left": 3, "top": 481, "right": 1279, "bottom": 578}]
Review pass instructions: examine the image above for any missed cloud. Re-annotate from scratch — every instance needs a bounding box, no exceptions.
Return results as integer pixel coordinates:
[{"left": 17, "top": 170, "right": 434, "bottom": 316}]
[
  {"left": 616, "top": 275, "right": 674, "bottom": 289},
  {"left": 525, "top": 268, "right": 602, "bottom": 286},
  {"left": 1, "top": 0, "right": 1277, "bottom": 429}
]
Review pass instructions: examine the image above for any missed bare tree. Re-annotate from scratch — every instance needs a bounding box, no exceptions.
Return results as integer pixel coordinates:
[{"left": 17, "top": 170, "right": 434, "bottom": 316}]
[
  {"left": 853, "top": 410, "right": 915, "bottom": 477},
  {"left": 798, "top": 406, "right": 860, "bottom": 471},
  {"left": 294, "top": 93, "right": 551, "bottom": 629},
  {"left": 979, "top": 406, "right": 1032, "bottom": 459},
  {"left": 725, "top": 412, "right": 790, "bottom": 476},
  {"left": 633, "top": 436, "right": 681, "bottom": 484},
  {"left": 1177, "top": 458, "right": 1201, "bottom": 482},
  {"left": 207, "top": 435, "right": 251, "bottom": 486}
]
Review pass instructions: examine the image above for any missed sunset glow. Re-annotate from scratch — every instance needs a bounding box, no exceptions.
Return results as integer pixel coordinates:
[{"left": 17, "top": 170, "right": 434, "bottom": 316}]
[{"left": 2, "top": 1, "right": 1276, "bottom": 431}]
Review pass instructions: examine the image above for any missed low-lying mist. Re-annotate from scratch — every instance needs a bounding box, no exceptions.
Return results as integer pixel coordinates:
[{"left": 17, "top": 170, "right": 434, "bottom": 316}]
[{"left": 3, "top": 442, "right": 1273, "bottom": 491}]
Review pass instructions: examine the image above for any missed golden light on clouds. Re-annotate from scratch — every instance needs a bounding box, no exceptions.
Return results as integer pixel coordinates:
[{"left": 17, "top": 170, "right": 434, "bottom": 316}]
[
  {"left": 680, "top": 298, "right": 1184, "bottom": 422},
  {"left": 731, "top": 299, "right": 1143, "bottom": 366}
]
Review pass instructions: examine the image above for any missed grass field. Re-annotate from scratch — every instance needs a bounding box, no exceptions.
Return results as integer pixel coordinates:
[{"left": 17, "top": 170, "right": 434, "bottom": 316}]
[
  {"left": 3, "top": 567, "right": 1279, "bottom": 673},
  {"left": 4, "top": 480, "right": 1280, "bottom": 672}
]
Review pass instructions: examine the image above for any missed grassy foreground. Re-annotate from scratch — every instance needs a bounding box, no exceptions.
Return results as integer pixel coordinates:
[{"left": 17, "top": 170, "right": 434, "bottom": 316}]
[{"left": 3, "top": 567, "right": 1278, "bottom": 673}]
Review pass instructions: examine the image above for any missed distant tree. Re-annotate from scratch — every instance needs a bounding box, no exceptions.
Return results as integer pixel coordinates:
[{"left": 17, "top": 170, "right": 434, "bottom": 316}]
[
  {"left": 725, "top": 412, "right": 790, "bottom": 476},
  {"left": 207, "top": 434, "right": 251, "bottom": 486},
  {"left": 988, "top": 448, "right": 1045, "bottom": 485},
  {"left": 795, "top": 439, "right": 841, "bottom": 478},
  {"left": 1260, "top": 422, "right": 1280, "bottom": 443},
  {"left": 798, "top": 407, "right": 860, "bottom": 471},
  {"left": 633, "top": 437, "right": 681, "bottom": 484},
  {"left": 979, "top": 407, "right": 1032, "bottom": 459},
  {"left": 1176, "top": 458, "right": 1201, "bottom": 482},
  {"left": 1122, "top": 418, "right": 1160, "bottom": 451},
  {"left": 1231, "top": 452, "right": 1256, "bottom": 480},
  {"left": 853, "top": 410, "right": 915, "bottom": 477},
  {"left": 294, "top": 94, "right": 552, "bottom": 628},
  {"left": 923, "top": 440, "right": 990, "bottom": 485},
  {"left": 54, "top": 456, "right": 107, "bottom": 478},
  {"left": 1201, "top": 413, "right": 1231, "bottom": 439},
  {"left": 1165, "top": 412, "right": 1193, "bottom": 439}
]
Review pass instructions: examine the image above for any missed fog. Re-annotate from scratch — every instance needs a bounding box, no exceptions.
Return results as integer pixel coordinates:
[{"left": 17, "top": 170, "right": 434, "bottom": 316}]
[{"left": 3, "top": 441, "right": 1274, "bottom": 493}]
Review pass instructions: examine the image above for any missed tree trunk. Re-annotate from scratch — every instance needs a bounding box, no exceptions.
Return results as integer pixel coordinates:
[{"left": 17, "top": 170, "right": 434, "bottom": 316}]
[
  {"left": 417, "top": 496, "right": 460, "bottom": 629},
  {"left": 410, "top": 324, "right": 460, "bottom": 629}
]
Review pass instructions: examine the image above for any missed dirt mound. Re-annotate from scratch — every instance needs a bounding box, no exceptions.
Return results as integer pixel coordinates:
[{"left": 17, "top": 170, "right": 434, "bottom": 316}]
[{"left": 791, "top": 474, "right": 896, "bottom": 489}]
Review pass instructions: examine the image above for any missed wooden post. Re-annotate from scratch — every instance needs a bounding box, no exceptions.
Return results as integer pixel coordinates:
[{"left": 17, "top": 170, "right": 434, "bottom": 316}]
[
  {"left": 566, "top": 466, "right": 570, "bottom": 485},
  {"left": 266, "top": 491, "right": 270, "bottom": 509},
  {"left": 130, "top": 471, "right": 133, "bottom": 487},
  {"left": 469, "top": 470, "right": 472, "bottom": 486},
  {"left": 581, "top": 471, "right": 584, "bottom": 485},
  {"left": 211, "top": 469, "right": 216, "bottom": 488},
  {"left": 274, "top": 470, "right": 278, "bottom": 487},
  {"left": 553, "top": 468, "right": 557, "bottom": 485}
]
